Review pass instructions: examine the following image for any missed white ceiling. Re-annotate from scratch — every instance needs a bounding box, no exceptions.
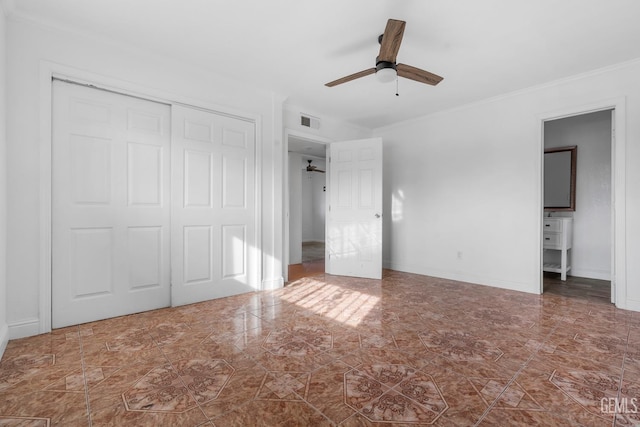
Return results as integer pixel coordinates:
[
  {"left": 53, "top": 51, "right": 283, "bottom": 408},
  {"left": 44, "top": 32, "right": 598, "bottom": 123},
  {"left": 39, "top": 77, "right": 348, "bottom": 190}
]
[{"left": 7, "top": 0, "right": 640, "bottom": 129}]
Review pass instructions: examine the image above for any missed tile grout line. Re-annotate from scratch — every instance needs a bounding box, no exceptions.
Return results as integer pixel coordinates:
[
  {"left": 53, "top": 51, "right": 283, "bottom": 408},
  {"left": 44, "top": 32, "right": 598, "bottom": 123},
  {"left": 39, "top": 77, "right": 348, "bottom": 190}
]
[
  {"left": 78, "top": 327, "right": 93, "bottom": 427},
  {"left": 255, "top": 345, "right": 351, "bottom": 427},
  {"left": 473, "top": 322, "right": 561, "bottom": 426}
]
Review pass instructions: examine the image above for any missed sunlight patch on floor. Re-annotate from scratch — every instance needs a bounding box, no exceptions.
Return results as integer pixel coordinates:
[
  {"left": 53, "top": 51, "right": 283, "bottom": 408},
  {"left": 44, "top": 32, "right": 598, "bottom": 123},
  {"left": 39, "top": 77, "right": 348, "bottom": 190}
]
[{"left": 280, "top": 278, "right": 379, "bottom": 327}]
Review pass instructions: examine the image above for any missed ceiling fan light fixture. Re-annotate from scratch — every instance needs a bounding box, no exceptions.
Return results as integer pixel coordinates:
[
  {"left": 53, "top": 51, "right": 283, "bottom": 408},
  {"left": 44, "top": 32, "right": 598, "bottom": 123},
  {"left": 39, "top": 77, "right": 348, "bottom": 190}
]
[
  {"left": 376, "top": 67, "right": 396, "bottom": 83},
  {"left": 375, "top": 61, "right": 397, "bottom": 83}
]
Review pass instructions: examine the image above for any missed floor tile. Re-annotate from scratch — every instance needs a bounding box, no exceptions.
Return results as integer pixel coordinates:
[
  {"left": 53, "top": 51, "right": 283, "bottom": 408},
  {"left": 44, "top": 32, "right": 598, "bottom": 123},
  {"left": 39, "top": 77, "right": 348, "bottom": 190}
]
[
  {"left": 211, "top": 400, "right": 332, "bottom": 426},
  {"left": 198, "top": 360, "right": 267, "bottom": 419},
  {"left": 90, "top": 401, "right": 209, "bottom": 427},
  {"left": 0, "top": 271, "right": 627, "bottom": 426}
]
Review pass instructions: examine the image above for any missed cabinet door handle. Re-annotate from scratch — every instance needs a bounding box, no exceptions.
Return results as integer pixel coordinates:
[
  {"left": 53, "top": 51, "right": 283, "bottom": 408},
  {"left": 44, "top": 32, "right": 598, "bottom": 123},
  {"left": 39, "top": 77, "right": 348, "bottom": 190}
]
[
  {"left": 545, "top": 224, "right": 550, "bottom": 227},
  {"left": 545, "top": 237, "right": 550, "bottom": 240}
]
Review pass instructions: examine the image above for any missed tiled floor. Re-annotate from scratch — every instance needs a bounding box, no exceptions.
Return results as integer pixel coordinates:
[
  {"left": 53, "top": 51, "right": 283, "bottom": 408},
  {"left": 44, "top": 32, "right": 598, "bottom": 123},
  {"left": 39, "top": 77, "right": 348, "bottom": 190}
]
[{"left": 0, "top": 270, "right": 636, "bottom": 426}]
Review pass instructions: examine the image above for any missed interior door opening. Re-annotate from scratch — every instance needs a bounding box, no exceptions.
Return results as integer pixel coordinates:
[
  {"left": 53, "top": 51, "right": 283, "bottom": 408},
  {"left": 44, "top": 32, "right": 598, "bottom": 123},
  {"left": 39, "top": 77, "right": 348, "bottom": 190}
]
[
  {"left": 541, "top": 109, "right": 614, "bottom": 304},
  {"left": 286, "top": 135, "right": 327, "bottom": 282}
]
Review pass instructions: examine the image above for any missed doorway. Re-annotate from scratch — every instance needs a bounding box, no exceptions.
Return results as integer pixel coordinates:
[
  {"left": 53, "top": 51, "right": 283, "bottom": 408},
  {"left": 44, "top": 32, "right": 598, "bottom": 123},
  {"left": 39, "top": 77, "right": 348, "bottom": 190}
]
[
  {"left": 286, "top": 134, "right": 328, "bottom": 282},
  {"left": 541, "top": 109, "right": 614, "bottom": 302}
]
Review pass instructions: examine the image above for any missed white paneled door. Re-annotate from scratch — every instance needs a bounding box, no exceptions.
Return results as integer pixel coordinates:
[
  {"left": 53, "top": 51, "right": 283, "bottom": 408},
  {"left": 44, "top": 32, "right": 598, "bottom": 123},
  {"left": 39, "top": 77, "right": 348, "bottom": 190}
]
[
  {"left": 170, "top": 105, "right": 257, "bottom": 306},
  {"left": 326, "top": 138, "right": 383, "bottom": 279},
  {"left": 52, "top": 80, "right": 171, "bottom": 328}
]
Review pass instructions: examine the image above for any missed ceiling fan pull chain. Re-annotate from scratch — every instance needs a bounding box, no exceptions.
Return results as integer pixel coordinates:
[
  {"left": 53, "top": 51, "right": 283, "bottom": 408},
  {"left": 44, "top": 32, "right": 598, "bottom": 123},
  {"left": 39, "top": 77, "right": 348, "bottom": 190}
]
[{"left": 396, "top": 75, "right": 399, "bottom": 97}]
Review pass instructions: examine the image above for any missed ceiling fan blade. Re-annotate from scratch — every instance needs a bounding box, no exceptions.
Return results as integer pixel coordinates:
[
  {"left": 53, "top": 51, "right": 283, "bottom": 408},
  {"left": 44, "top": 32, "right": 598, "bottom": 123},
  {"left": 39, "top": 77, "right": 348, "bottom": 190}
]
[
  {"left": 378, "top": 19, "right": 405, "bottom": 63},
  {"left": 306, "top": 165, "right": 326, "bottom": 173},
  {"left": 325, "top": 68, "right": 376, "bottom": 87},
  {"left": 396, "top": 63, "right": 443, "bottom": 86}
]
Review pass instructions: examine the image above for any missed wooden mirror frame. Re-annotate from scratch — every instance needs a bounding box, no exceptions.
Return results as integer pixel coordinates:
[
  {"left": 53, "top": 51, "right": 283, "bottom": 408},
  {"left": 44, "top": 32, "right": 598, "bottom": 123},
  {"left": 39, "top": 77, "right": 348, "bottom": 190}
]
[{"left": 544, "top": 145, "right": 577, "bottom": 211}]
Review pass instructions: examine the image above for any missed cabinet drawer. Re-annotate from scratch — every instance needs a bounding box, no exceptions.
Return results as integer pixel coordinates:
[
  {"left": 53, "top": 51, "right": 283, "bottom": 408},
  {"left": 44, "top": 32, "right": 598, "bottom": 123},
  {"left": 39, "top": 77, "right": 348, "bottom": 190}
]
[
  {"left": 543, "top": 232, "right": 561, "bottom": 248},
  {"left": 543, "top": 219, "right": 561, "bottom": 232}
]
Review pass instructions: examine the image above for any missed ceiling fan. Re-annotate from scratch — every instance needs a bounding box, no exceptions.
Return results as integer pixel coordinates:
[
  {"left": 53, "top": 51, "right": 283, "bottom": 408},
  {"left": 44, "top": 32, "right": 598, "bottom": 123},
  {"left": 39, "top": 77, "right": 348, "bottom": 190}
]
[
  {"left": 306, "top": 160, "right": 325, "bottom": 173},
  {"left": 325, "top": 19, "right": 443, "bottom": 88}
]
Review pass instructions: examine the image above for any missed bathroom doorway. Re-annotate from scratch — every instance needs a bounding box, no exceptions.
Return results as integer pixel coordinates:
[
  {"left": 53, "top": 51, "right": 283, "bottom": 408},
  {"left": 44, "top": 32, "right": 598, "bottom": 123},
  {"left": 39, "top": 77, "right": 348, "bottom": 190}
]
[{"left": 541, "top": 108, "right": 614, "bottom": 303}]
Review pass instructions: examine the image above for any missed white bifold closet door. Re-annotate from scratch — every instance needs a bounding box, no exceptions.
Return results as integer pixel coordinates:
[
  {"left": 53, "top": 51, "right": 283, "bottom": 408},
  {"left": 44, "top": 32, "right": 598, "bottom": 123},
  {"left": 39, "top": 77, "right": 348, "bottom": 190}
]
[
  {"left": 170, "top": 105, "right": 257, "bottom": 306},
  {"left": 52, "top": 80, "right": 172, "bottom": 328}
]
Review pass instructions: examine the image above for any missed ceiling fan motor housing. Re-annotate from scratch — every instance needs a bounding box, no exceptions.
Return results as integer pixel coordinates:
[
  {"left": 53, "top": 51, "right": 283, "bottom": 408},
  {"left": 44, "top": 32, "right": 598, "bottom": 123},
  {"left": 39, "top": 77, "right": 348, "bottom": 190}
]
[{"left": 375, "top": 59, "right": 397, "bottom": 72}]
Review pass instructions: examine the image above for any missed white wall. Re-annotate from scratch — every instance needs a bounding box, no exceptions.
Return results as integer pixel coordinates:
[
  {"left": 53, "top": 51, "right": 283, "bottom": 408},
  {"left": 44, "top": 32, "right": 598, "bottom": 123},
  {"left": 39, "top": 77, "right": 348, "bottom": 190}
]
[
  {"left": 378, "top": 100, "right": 539, "bottom": 292},
  {"left": 375, "top": 59, "right": 640, "bottom": 308},
  {"left": 0, "top": 4, "right": 8, "bottom": 357},
  {"left": 5, "top": 18, "right": 284, "bottom": 338},
  {"left": 283, "top": 104, "right": 371, "bottom": 143},
  {"left": 288, "top": 153, "right": 303, "bottom": 264},
  {"left": 545, "top": 110, "right": 612, "bottom": 280}
]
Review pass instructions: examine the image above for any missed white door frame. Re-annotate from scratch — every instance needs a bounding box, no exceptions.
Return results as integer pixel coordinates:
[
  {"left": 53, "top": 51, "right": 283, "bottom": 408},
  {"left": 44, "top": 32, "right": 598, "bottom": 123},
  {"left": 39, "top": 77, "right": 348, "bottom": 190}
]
[
  {"left": 537, "top": 97, "right": 626, "bottom": 307},
  {"left": 39, "top": 62, "right": 262, "bottom": 334},
  {"left": 283, "top": 129, "right": 331, "bottom": 282}
]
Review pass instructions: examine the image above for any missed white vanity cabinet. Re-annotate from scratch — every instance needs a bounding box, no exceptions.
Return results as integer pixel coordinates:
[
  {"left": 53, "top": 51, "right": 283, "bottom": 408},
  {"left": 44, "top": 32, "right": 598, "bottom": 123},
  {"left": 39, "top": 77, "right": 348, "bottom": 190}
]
[{"left": 542, "top": 217, "right": 573, "bottom": 281}]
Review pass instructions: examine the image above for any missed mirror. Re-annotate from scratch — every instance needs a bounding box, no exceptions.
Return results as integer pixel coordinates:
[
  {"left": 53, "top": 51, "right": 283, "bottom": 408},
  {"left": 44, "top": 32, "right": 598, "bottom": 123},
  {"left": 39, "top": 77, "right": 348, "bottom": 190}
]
[{"left": 544, "top": 145, "right": 577, "bottom": 211}]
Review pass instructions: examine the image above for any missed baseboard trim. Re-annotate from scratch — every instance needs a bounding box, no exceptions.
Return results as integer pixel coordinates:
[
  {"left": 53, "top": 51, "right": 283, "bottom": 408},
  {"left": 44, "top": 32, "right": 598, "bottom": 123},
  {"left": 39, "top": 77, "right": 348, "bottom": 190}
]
[
  {"left": 0, "top": 323, "right": 9, "bottom": 360},
  {"left": 8, "top": 318, "right": 41, "bottom": 340},
  {"left": 384, "top": 261, "right": 538, "bottom": 294},
  {"left": 262, "top": 277, "right": 284, "bottom": 291}
]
